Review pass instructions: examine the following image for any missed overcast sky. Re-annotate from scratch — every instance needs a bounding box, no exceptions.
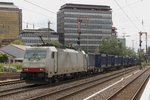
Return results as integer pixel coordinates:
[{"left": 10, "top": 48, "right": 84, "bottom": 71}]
[{"left": 1, "top": 0, "right": 150, "bottom": 52}]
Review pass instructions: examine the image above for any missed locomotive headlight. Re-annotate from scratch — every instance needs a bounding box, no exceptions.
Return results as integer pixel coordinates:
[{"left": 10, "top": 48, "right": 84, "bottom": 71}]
[
  {"left": 23, "top": 68, "right": 28, "bottom": 71},
  {"left": 39, "top": 68, "right": 45, "bottom": 71}
]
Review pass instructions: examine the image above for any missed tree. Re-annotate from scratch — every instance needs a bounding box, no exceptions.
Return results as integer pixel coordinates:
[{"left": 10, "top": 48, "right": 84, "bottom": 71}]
[
  {"left": 124, "top": 47, "right": 137, "bottom": 58},
  {"left": 11, "top": 40, "right": 25, "bottom": 45},
  {"left": 99, "top": 37, "right": 137, "bottom": 57},
  {"left": 47, "top": 40, "right": 76, "bottom": 49},
  {"left": 138, "top": 49, "right": 145, "bottom": 61},
  {"left": 147, "top": 46, "right": 150, "bottom": 54},
  {"left": 0, "top": 53, "right": 8, "bottom": 63},
  {"left": 48, "top": 40, "right": 64, "bottom": 48},
  {"left": 99, "top": 37, "right": 123, "bottom": 55}
]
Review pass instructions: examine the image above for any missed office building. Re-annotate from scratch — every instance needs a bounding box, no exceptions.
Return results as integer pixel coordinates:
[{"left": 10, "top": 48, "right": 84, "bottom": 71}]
[
  {"left": 20, "top": 28, "right": 59, "bottom": 46},
  {"left": 57, "top": 3, "right": 112, "bottom": 52}
]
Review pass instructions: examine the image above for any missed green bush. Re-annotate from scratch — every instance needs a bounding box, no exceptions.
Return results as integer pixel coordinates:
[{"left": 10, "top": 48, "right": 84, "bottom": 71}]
[
  {"left": 0, "top": 63, "right": 4, "bottom": 72},
  {"left": 0, "top": 63, "right": 22, "bottom": 72},
  {"left": 0, "top": 53, "right": 8, "bottom": 63},
  {"left": 11, "top": 63, "right": 22, "bottom": 70}
]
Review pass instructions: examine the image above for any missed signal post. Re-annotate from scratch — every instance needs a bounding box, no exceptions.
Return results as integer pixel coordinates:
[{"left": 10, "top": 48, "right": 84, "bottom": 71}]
[{"left": 139, "top": 32, "right": 148, "bottom": 68}]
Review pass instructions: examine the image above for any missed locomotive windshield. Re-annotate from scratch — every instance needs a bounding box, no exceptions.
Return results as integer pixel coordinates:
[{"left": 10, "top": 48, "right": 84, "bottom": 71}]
[{"left": 24, "top": 49, "right": 47, "bottom": 59}]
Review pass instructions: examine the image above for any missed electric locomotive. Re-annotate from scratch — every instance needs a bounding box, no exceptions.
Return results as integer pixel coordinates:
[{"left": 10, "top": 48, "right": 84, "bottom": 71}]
[{"left": 20, "top": 46, "right": 87, "bottom": 84}]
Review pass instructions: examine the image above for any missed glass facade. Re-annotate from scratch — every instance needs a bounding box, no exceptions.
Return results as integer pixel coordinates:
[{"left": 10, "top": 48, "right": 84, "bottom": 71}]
[
  {"left": 20, "top": 29, "right": 58, "bottom": 46},
  {"left": 57, "top": 4, "right": 112, "bottom": 52}
]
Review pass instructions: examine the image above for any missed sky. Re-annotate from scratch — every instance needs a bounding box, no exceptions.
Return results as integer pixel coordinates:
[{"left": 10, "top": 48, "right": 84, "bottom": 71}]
[{"left": 1, "top": 0, "right": 150, "bottom": 52}]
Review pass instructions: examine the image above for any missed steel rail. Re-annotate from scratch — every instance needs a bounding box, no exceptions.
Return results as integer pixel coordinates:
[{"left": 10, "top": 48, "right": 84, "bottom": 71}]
[
  {"left": 107, "top": 67, "right": 150, "bottom": 100},
  {"left": 26, "top": 67, "right": 138, "bottom": 100}
]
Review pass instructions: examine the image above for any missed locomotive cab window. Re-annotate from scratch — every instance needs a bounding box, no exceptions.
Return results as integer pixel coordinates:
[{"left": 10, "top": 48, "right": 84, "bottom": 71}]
[
  {"left": 51, "top": 52, "right": 55, "bottom": 58},
  {"left": 24, "top": 49, "right": 47, "bottom": 59}
]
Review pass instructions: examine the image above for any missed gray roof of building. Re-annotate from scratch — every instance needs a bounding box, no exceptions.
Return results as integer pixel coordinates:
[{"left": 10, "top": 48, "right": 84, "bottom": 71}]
[
  {"left": 11, "top": 44, "right": 29, "bottom": 51},
  {"left": 21, "top": 29, "right": 58, "bottom": 35},
  {"left": 0, "top": 2, "right": 19, "bottom": 9},
  {"left": 60, "top": 3, "right": 111, "bottom": 11},
  {"left": 0, "top": 44, "right": 30, "bottom": 58}
]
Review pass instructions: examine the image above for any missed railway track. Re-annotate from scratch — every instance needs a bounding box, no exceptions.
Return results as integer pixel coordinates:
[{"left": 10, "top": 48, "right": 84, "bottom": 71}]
[
  {"left": 107, "top": 67, "right": 150, "bottom": 100},
  {"left": 24, "top": 67, "right": 138, "bottom": 100},
  {"left": 132, "top": 76, "right": 149, "bottom": 100},
  {"left": 0, "top": 84, "right": 45, "bottom": 98},
  {"left": 0, "top": 80, "right": 24, "bottom": 86},
  {"left": 0, "top": 72, "right": 20, "bottom": 80}
]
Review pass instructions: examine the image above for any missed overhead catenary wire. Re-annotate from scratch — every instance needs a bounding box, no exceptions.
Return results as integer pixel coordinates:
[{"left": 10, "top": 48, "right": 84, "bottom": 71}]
[
  {"left": 113, "top": 0, "right": 141, "bottom": 13},
  {"left": 24, "top": 0, "right": 56, "bottom": 14},
  {"left": 21, "top": 6, "right": 54, "bottom": 19},
  {"left": 23, "top": 0, "right": 57, "bottom": 29},
  {"left": 23, "top": 0, "right": 143, "bottom": 31},
  {"left": 114, "top": 0, "right": 143, "bottom": 12},
  {"left": 126, "top": 0, "right": 145, "bottom": 31},
  {"left": 113, "top": 0, "right": 141, "bottom": 31},
  {"left": 23, "top": 0, "right": 144, "bottom": 33}
]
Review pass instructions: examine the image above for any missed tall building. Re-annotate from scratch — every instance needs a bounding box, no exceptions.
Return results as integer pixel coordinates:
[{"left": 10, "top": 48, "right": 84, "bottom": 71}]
[
  {"left": 0, "top": 2, "right": 22, "bottom": 46},
  {"left": 57, "top": 3, "right": 112, "bottom": 52},
  {"left": 20, "top": 28, "right": 59, "bottom": 46}
]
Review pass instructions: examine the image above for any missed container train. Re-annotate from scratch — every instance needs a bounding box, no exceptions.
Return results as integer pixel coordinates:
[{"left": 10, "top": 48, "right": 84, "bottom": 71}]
[{"left": 20, "top": 46, "right": 139, "bottom": 84}]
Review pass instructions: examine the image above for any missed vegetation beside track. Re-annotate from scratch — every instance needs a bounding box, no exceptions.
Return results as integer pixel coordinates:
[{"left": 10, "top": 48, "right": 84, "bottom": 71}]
[{"left": 0, "top": 63, "right": 22, "bottom": 73}]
